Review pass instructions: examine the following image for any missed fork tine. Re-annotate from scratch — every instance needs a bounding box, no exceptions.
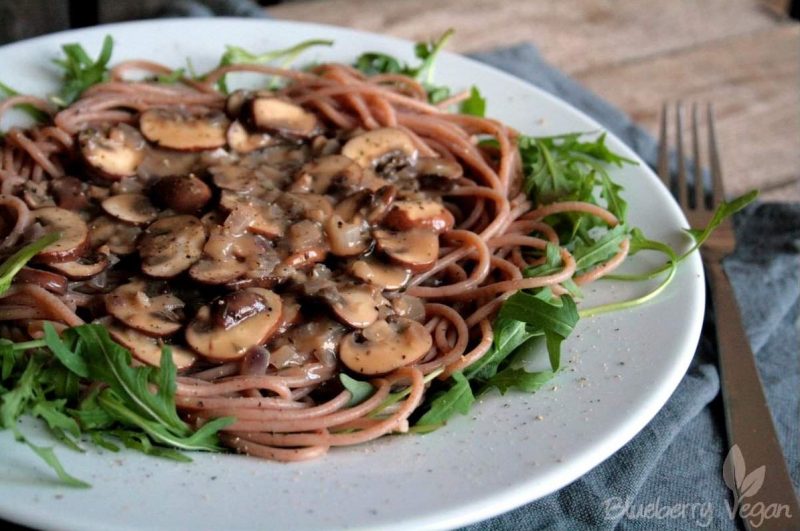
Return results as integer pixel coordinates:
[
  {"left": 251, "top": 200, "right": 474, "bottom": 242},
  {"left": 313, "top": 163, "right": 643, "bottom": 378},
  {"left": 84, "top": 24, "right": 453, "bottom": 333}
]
[
  {"left": 675, "top": 103, "right": 688, "bottom": 207},
  {"left": 691, "top": 103, "right": 703, "bottom": 208},
  {"left": 707, "top": 103, "right": 725, "bottom": 206},
  {"left": 657, "top": 102, "right": 670, "bottom": 189}
]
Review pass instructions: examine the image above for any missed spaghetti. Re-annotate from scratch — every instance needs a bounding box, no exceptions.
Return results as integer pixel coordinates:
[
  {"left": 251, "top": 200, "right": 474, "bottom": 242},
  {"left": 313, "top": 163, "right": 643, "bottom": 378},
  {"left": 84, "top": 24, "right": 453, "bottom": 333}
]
[{"left": 0, "top": 58, "right": 629, "bottom": 462}]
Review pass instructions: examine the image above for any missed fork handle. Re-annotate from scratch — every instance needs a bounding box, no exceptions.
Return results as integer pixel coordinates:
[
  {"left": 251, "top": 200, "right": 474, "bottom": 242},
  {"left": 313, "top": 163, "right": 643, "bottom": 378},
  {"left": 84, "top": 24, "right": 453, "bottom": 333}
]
[{"left": 708, "top": 260, "right": 800, "bottom": 530}]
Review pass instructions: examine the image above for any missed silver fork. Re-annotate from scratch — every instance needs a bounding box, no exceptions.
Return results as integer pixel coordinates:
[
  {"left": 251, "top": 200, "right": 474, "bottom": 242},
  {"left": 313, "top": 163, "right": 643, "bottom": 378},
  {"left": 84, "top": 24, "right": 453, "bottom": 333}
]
[{"left": 659, "top": 103, "right": 799, "bottom": 530}]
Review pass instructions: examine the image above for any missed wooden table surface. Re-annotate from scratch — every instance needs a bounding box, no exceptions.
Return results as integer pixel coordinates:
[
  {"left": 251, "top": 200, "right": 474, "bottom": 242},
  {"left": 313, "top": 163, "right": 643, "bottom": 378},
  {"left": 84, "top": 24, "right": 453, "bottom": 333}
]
[{"left": 270, "top": 0, "right": 800, "bottom": 201}]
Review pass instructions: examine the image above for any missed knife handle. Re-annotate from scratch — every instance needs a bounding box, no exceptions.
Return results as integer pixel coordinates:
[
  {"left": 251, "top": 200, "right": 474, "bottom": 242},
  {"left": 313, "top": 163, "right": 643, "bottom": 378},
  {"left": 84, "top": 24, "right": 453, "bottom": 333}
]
[{"left": 708, "top": 260, "right": 799, "bottom": 530}]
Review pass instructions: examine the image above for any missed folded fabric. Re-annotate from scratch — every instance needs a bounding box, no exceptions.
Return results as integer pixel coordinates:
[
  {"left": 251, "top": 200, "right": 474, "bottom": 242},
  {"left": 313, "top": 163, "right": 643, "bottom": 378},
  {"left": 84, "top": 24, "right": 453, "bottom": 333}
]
[{"left": 464, "top": 44, "right": 799, "bottom": 531}]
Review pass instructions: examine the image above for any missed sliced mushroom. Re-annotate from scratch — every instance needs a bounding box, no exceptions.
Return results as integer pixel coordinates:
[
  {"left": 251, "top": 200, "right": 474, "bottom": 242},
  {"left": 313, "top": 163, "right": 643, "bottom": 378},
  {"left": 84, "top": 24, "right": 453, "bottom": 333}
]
[
  {"left": 374, "top": 228, "right": 439, "bottom": 273},
  {"left": 139, "top": 108, "right": 229, "bottom": 151},
  {"left": 50, "top": 176, "right": 90, "bottom": 211},
  {"left": 109, "top": 322, "right": 196, "bottom": 369},
  {"left": 89, "top": 215, "right": 141, "bottom": 255},
  {"left": 225, "top": 89, "right": 251, "bottom": 118},
  {"left": 279, "top": 318, "right": 345, "bottom": 368},
  {"left": 136, "top": 148, "right": 200, "bottom": 180},
  {"left": 389, "top": 294, "right": 426, "bottom": 322},
  {"left": 290, "top": 155, "right": 363, "bottom": 195},
  {"left": 150, "top": 175, "right": 212, "bottom": 214},
  {"left": 277, "top": 193, "right": 333, "bottom": 224},
  {"left": 101, "top": 193, "right": 159, "bottom": 226},
  {"left": 324, "top": 214, "right": 370, "bottom": 257},
  {"left": 79, "top": 124, "right": 145, "bottom": 180},
  {"left": 243, "top": 97, "right": 319, "bottom": 138},
  {"left": 32, "top": 207, "right": 89, "bottom": 263},
  {"left": 227, "top": 120, "right": 272, "bottom": 153},
  {"left": 274, "top": 295, "right": 301, "bottom": 335},
  {"left": 280, "top": 220, "right": 328, "bottom": 269},
  {"left": 190, "top": 227, "right": 278, "bottom": 285},
  {"left": 341, "top": 127, "right": 418, "bottom": 170},
  {"left": 185, "top": 288, "right": 283, "bottom": 361},
  {"left": 324, "top": 283, "right": 387, "bottom": 329},
  {"left": 415, "top": 157, "right": 463, "bottom": 189},
  {"left": 339, "top": 318, "right": 432, "bottom": 375},
  {"left": 139, "top": 215, "right": 206, "bottom": 278},
  {"left": 384, "top": 199, "right": 455, "bottom": 234},
  {"left": 349, "top": 258, "right": 410, "bottom": 290},
  {"left": 48, "top": 251, "right": 109, "bottom": 280},
  {"left": 14, "top": 267, "right": 68, "bottom": 294},
  {"left": 105, "top": 281, "right": 184, "bottom": 337},
  {"left": 222, "top": 201, "right": 285, "bottom": 240}
]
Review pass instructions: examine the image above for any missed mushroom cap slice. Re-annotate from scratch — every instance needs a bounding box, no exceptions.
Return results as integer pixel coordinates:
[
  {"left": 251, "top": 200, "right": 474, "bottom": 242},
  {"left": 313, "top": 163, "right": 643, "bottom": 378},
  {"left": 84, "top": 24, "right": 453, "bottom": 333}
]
[
  {"left": 290, "top": 155, "right": 363, "bottom": 194},
  {"left": 227, "top": 120, "right": 273, "bottom": 153},
  {"left": 105, "top": 281, "right": 184, "bottom": 337},
  {"left": 150, "top": 175, "right": 212, "bottom": 214},
  {"left": 324, "top": 214, "right": 370, "bottom": 257},
  {"left": 339, "top": 318, "right": 432, "bottom": 376},
  {"left": 139, "top": 215, "right": 206, "bottom": 278},
  {"left": 79, "top": 124, "right": 145, "bottom": 180},
  {"left": 139, "top": 108, "right": 229, "bottom": 152},
  {"left": 14, "top": 267, "right": 68, "bottom": 294},
  {"left": 341, "top": 127, "right": 418, "bottom": 170},
  {"left": 185, "top": 288, "right": 283, "bottom": 361},
  {"left": 88, "top": 215, "right": 141, "bottom": 255},
  {"left": 47, "top": 251, "right": 109, "bottom": 280},
  {"left": 374, "top": 228, "right": 439, "bottom": 273},
  {"left": 415, "top": 157, "right": 463, "bottom": 189},
  {"left": 244, "top": 97, "right": 319, "bottom": 138},
  {"left": 32, "top": 207, "right": 89, "bottom": 263},
  {"left": 101, "top": 193, "right": 159, "bottom": 226},
  {"left": 324, "top": 283, "right": 387, "bottom": 329},
  {"left": 384, "top": 199, "right": 455, "bottom": 234},
  {"left": 349, "top": 258, "right": 411, "bottom": 290},
  {"left": 109, "top": 323, "right": 196, "bottom": 369}
]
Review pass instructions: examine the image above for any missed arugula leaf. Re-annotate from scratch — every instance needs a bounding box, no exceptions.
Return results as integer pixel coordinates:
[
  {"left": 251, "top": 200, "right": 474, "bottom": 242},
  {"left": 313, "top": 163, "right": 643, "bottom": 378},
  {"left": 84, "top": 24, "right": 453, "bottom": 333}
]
[
  {"left": 156, "top": 68, "right": 186, "bottom": 84},
  {"left": 51, "top": 35, "right": 114, "bottom": 107},
  {"left": 43, "top": 322, "right": 88, "bottom": 378},
  {"left": 0, "top": 81, "right": 50, "bottom": 123},
  {"left": 415, "top": 372, "right": 474, "bottom": 428},
  {"left": 413, "top": 28, "right": 454, "bottom": 84},
  {"left": 215, "top": 39, "right": 333, "bottom": 93},
  {"left": 685, "top": 190, "right": 758, "bottom": 247},
  {"left": 340, "top": 374, "right": 375, "bottom": 407},
  {"left": 32, "top": 400, "right": 81, "bottom": 438},
  {"left": 67, "top": 325, "right": 189, "bottom": 436},
  {"left": 459, "top": 86, "right": 486, "bottom": 116},
  {"left": 0, "top": 356, "right": 41, "bottom": 436},
  {"left": 24, "top": 439, "right": 90, "bottom": 488},
  {"left": 0, "top": 233, "right": 60, "bottom": 296},
  {"left": 572, "top": 225, "right": 628, "bottom": 272},
  {"left": 353, "top": 29, "right": 455, "bottom": 104},
  {"left": 464, "top": 319, "right": 532, "bottom": 380},
  {"left": 354, "top": 53, "right": 405, "bottom": 75},
  {"left": 483, "top": 368, "right": 555, "bottom": 395}
]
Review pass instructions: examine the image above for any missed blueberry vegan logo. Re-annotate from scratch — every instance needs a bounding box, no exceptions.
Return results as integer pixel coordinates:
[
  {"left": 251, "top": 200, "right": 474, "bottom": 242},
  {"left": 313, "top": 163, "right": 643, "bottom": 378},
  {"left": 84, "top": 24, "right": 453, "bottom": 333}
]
[{"left": 722, "top": 444, "right": 793, "bottom": 527}]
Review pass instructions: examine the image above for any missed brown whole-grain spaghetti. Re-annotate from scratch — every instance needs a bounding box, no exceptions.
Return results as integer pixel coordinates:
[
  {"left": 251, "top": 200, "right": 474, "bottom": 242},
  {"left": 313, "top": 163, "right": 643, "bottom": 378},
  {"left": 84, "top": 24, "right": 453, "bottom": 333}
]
[{"left": 0, "top": 55, "right": 629, "bottom": 462}]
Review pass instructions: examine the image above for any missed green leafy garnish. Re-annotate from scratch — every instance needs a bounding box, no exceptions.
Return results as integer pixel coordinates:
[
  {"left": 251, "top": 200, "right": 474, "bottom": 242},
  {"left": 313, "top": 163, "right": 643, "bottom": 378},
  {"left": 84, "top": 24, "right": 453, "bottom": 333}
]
[
  {"left": 0, "top": 81, "right": 50, "bottom": 124},
  {"left": 416, "top": 372, "right": 474, "bottom": 428},
  {"left": 0, "top": 233, "right": 60, "bottom": 296},
  {"left": 459, "top": 86, "right": 486, "bottom": 116},
  {"left": 215, "top": 39, "right": 334, "bottom": 93},
  {"left": 51, "top": 35, "right": 114, "bottom": 107},
  {"left": 155, "top": 68, "right": 186, "bottom": 84},
  {"left": 340, "top": 374, "right": 375, "bottom": 407},
  {"left": 353, "top": 29, "right": 455, "bottom": 103}
]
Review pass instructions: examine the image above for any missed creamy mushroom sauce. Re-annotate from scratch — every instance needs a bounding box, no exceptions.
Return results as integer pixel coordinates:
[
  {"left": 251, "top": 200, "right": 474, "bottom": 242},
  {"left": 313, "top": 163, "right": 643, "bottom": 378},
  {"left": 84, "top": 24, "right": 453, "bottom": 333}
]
[{"left": 23, "top": 92, "right": 466, "bottom": 375}]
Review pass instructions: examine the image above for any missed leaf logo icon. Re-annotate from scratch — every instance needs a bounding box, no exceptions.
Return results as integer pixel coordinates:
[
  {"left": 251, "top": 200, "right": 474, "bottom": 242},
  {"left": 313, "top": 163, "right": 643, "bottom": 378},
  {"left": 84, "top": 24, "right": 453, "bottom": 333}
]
[
  {"left": 740, "top": 466, "right": 765, "bottom": 499},
  {"left": 723, "top": 444, "right": 746, "bottom": 495}
]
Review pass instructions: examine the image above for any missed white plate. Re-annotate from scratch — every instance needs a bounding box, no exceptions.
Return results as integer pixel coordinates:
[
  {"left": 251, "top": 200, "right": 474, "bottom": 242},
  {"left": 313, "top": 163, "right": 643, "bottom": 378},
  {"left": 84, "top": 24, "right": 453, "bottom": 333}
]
[{"left": 0, "top": 18, "right": 704, "bottom": 531}]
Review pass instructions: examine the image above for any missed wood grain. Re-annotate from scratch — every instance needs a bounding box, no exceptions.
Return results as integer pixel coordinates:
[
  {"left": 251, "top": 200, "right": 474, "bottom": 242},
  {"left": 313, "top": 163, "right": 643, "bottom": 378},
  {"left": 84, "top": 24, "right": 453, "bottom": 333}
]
[
  {"left": 578, "top": 25, "right": 800, "bottom": 198},
  {"left": 270, "top": 0, "right": 800, "bottom": 200}
]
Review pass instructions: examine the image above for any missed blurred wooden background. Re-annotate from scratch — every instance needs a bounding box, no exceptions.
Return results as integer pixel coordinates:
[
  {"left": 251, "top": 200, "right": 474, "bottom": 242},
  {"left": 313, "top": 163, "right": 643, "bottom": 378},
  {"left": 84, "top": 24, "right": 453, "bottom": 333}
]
[{"left": 1, "top": 0, "right": 798, "bottom": 200}]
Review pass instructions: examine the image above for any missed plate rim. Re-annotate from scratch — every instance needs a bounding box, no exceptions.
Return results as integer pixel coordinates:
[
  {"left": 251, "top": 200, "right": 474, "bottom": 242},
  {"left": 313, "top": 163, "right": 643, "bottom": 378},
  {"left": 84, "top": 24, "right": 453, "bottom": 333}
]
[{"left": 0, "top": 17, "right": 705, "bottom": 531}]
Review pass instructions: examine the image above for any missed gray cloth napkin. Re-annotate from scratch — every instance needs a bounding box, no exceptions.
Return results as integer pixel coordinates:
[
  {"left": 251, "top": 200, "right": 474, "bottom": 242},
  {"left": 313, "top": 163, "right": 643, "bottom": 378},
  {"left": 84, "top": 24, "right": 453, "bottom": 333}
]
[{"left": 464, "top": 45, "right": 800, "bottom": 531}]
